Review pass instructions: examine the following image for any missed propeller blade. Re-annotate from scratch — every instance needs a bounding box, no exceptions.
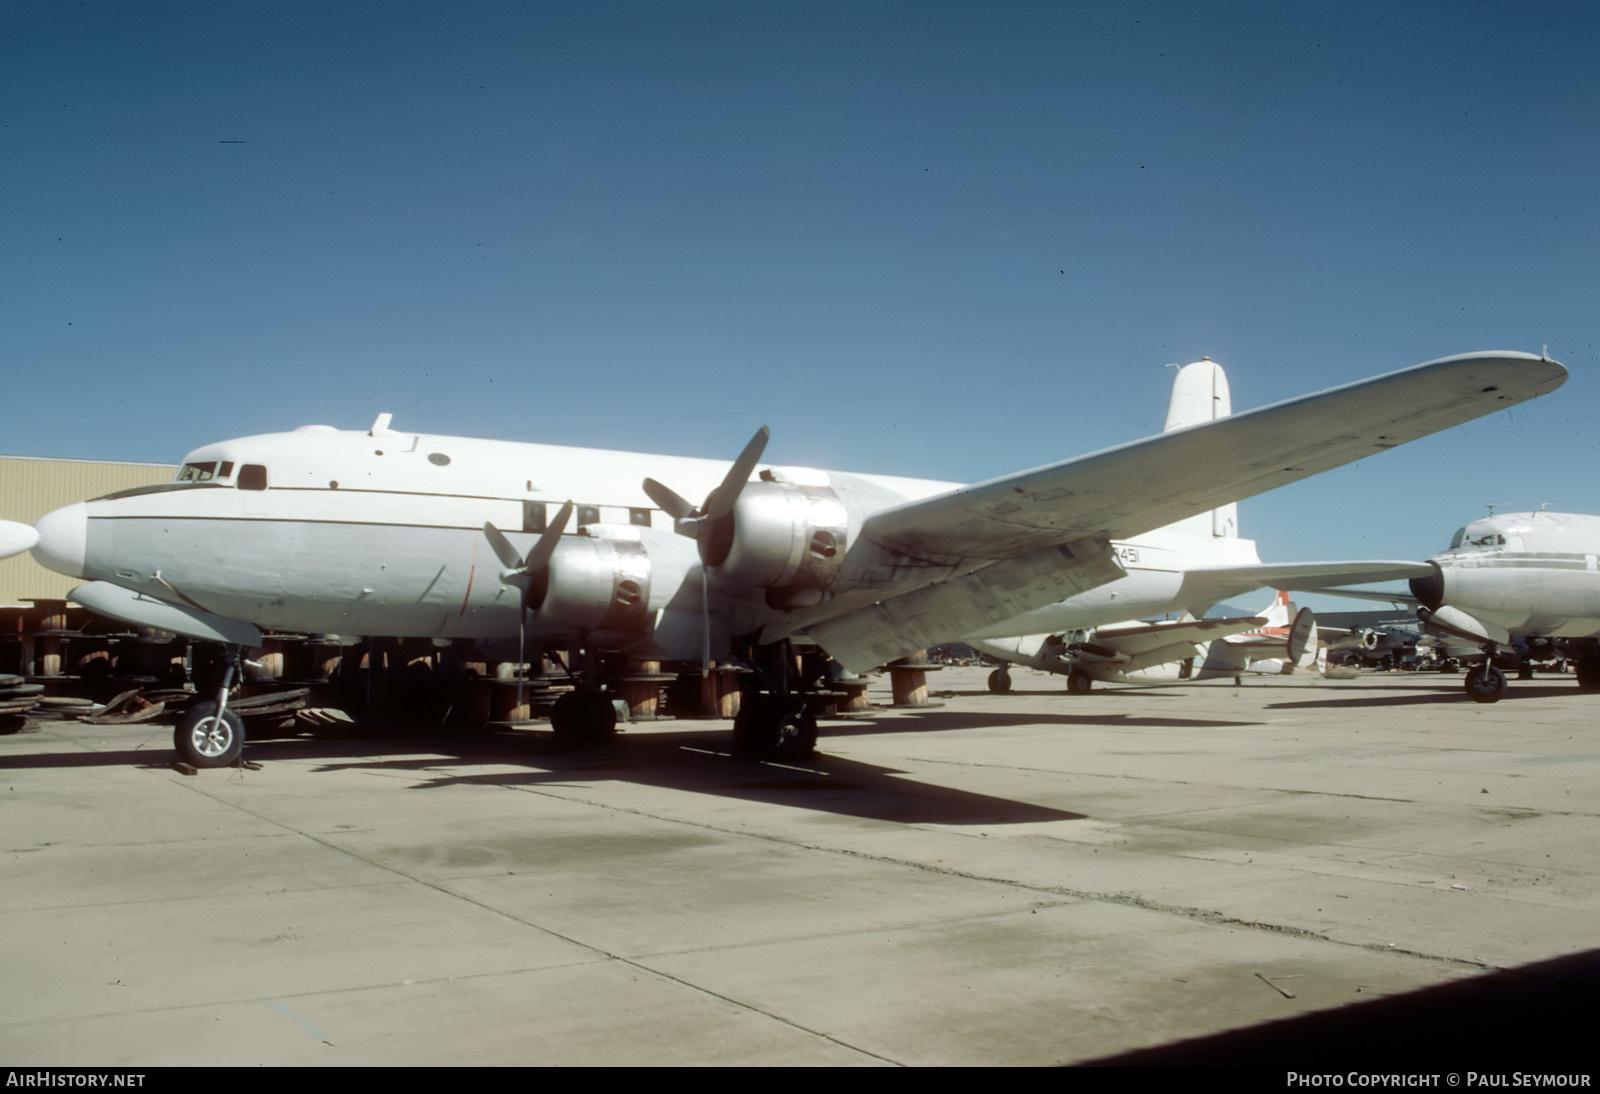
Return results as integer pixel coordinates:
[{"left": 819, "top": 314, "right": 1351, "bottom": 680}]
[
  {"left": 482, "top": 522, "right": 525, "bottom": 572},
  {"left": 642, "top": 478, "right": 697, "bottom": 522},
  {"left": 524, "top": 500, "right": 574, "bottom": 572},
  {"left": 704, "top": 426, "right": 770, "bottom": 520}
]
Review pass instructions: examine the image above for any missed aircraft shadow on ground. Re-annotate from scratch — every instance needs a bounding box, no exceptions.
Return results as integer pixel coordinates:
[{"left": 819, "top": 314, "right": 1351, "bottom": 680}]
[
  {"left": 1085, "top": 947, "right": 1600, "bottom": 1069},
  {"left": 939, "top": 687, "right": 1192, "bottom": 699},
  {"left": 1, "top": 702, "right": 1263, "bottom": 828},
  {"left": 817, "top": 707, "right": 1265, "bottom": 735},
  {"left": 246, "top": 724, "right": 1086, "bottom": 826},
  {"left": 1269, "top": 684, "right": 1584, "bottom": 710}
]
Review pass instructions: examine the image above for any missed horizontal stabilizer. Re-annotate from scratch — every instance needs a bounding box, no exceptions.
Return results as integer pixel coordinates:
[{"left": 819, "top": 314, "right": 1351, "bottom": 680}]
[{"left": 1287, "top": 606, "right": 1315, "bottom": 663}]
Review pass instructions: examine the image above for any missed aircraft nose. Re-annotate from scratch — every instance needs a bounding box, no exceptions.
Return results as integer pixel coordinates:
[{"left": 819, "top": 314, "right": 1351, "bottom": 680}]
[
  {"left": 0, "top": 521, "right": 40, "bottom": 560},
  {"left": 32, "top": 502, "right": 88, "bottom": 578}
]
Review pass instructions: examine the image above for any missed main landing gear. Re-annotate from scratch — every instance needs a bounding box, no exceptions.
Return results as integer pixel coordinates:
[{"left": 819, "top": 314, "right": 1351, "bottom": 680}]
[
  {"left": 731, "top": 640, "right": 819, "bottom": 761},
  {"left": 1575, "top": 642, "right": 1600, "bottom": 690},
  {"left": 546, "top": 648, "right": 619, "bottom": 742},
  {"left": 549, "top": 688, "right": 619, "bottom": 741},
  {"left": 733, "top": 692, "right": 817, "bottom": 760},
  {"left": 987, "top": 666, "right": 1012, "bottom": 694}
]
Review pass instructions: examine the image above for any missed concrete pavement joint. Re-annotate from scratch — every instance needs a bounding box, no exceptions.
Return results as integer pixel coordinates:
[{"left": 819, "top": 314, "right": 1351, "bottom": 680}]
[{"left": 169, "top": 776, "right": 903, "bottom": 1066}]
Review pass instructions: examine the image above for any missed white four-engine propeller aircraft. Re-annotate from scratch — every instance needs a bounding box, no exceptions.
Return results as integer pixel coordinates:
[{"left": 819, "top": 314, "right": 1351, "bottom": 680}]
[{"left": 0, "top": 351, "right": 1566, "bottom": 765}]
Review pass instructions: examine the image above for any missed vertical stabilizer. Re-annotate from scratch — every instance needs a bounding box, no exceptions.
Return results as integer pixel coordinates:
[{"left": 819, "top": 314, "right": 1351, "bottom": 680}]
[
  {"left": 1162, "top": 359, "right": 1238, "bottom": 540},
  {"left": 1164, "top": 359, "right": 1231, "bottom": 431},
  {"left": 1258, "top": 589, "right": 1291, "bottom": 629}
]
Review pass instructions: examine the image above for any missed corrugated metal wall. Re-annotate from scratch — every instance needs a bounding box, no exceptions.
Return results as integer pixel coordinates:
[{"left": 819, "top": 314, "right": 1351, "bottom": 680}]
[{"left": 0, "top": 456, "right": 175, "bottom": 606}]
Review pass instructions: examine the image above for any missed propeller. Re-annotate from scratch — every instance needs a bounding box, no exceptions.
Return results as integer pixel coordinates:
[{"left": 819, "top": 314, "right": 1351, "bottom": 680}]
[
  {"left": 484, "top": 500, "right": 574, "bottom": 588},
  {"left": 643, "top": 426, "right": 769, "bottom": 547},
  {"left": 483, "top": 500, "right": 574, "bottom": 711},
  {"left": 641, "top": 426, "right": 770, "bottom": 669}
]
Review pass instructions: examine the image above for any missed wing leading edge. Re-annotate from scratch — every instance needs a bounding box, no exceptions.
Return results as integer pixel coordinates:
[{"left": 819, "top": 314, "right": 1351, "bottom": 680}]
[{"left": 862, "top": 352, "right": 1565, "bottom": 561}]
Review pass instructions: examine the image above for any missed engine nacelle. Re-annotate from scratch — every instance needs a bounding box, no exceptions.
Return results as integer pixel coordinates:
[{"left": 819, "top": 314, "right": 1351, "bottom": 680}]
[
  {"left": 529, "top": 532, "right": 651, "bottom": 638},
  {"left": 703, "top": 470, "right": 849, "bottom": 610}
]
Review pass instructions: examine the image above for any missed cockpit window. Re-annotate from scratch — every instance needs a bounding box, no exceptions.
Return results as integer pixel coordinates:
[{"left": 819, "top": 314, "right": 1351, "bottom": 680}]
[
  {"left": 1453, "top": 528, "right": 1505, "bottom": 550},
  {"left": 238, "top": 464, "right": 268, "bottom": 491},
  {"left": 176, "top": 462, "right": 218, "bottom": 482}
]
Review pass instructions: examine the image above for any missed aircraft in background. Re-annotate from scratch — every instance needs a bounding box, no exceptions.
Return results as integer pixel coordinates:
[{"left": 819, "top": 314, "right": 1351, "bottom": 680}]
[
  {"left": 971, "top": 590, "right": 1317, "bottom": 693},
  {"left": 1410, "top": 510, "right": 1600, "bottom": 702},
  {"left": 0, "top": 351, "right": 1565, "bottom": 764},
  {"left": 1309, "top": 510, "right": 1600, "bottom": 701}
]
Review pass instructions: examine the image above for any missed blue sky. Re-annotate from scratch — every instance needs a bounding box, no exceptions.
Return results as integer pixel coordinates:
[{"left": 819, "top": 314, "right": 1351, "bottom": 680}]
[{"left": 4, "top": 1, "right": 1597, "bottom": 586}]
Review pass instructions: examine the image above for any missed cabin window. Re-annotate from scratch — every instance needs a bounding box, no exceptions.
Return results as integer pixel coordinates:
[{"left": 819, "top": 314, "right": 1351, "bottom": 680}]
[
  {"left": 578, "top": 505, "right": 600, "bottom": 527},
  {"left": 523, "top": 501, "right": 546, "bottom": 533},
  {"left": 629, "top": 507, "right": 651, "bottom": 527},
  {"left": 238, "top": 464, "right": 268, "bottom": 491}
]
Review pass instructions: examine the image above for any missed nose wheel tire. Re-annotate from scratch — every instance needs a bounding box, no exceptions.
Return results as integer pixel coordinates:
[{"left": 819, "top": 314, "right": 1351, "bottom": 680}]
[
  {"left": 175, "top": 701, "right": 245, "bottom": 767},
  {"left": 1464, "top": 665, "right": 1507, "bottom": 704}
]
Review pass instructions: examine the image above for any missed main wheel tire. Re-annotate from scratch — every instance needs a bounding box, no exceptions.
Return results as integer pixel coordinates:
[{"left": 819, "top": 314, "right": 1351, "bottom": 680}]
[
  {"left": 551, "top": 690, "right": 618, "bottom": 741},
  {"left": 1464, "top": 665, "right": 1507, "bottom": 704},
  {"left": 1576, "top": 654, "right": 1600, "bottom": 689},
  {"left": 1066, "top": 670, "right": 1093, "bottom": 695},
  {"left": 987, "top": 669, "right": 1012, "bottom": 694},
  {"left": 733, "top": 695, "right": 817, "bottom": 760},
  {"left": 174, "top": 701, "right": 245, "bottom": 767}
]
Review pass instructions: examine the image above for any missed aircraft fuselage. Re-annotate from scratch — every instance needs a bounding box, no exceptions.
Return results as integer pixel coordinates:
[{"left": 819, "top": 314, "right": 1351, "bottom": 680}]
[
  {"left": 1416, "top": 512, "right": 1600, "bottom": 637},
  {"left": 31, "top": 421, "right": 1252, "bottom": 657}
]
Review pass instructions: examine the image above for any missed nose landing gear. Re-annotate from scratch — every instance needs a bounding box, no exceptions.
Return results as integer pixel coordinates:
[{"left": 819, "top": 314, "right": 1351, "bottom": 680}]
[{"left": 175, "top": 647, "right": 246, "bottom": 767}]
